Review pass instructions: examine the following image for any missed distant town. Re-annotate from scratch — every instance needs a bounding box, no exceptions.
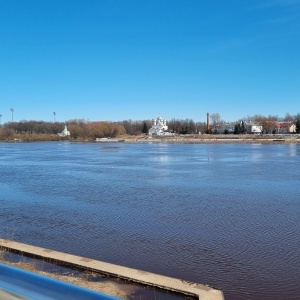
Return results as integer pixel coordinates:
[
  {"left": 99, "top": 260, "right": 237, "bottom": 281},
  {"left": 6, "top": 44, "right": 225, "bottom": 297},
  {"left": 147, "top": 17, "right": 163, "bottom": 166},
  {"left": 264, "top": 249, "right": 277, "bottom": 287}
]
[{"left": 0, "top": 111, "right": 300, "bottom": 141}]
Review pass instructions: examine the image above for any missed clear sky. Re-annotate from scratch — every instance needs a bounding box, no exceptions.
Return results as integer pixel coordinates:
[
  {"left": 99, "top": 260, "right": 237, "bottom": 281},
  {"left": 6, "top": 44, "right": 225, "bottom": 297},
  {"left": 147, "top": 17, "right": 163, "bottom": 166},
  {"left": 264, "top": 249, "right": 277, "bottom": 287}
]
[{"left": 0, "top": 0, "right": 299, "bottom": 123}]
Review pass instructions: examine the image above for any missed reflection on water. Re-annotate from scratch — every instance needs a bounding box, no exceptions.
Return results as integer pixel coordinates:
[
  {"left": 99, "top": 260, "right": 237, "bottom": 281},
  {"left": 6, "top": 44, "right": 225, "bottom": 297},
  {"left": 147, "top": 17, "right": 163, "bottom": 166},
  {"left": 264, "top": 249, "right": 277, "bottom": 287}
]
[
  {"left": 287, "top": 144, "right": 298, "bottom": 156},
  {"left": 0, "top": 142, "right": 300, "bottom": 300}
]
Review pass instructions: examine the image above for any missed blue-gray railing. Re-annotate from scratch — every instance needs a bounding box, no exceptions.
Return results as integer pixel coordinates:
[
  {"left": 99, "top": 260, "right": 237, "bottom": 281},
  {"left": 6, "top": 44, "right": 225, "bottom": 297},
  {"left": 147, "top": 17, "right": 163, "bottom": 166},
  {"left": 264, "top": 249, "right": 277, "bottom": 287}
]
[{"left": 0, "top": 263, "right": 120, "bottom": 300}]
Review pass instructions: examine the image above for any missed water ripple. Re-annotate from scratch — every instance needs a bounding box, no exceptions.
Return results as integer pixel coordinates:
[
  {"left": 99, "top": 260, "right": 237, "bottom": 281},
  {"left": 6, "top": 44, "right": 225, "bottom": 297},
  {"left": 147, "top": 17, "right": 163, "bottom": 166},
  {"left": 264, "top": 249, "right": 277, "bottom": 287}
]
[{"left": 0, "top": 142, "right": 300, "bottom": 300}]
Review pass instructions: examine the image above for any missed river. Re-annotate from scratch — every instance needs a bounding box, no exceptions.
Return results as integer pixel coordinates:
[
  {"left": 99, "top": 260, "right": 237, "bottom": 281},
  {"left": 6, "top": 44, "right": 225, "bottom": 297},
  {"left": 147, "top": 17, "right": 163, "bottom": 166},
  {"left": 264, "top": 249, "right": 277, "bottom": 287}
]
[{"left": 0, "top": 142, "right": 299, "bottom": 300}]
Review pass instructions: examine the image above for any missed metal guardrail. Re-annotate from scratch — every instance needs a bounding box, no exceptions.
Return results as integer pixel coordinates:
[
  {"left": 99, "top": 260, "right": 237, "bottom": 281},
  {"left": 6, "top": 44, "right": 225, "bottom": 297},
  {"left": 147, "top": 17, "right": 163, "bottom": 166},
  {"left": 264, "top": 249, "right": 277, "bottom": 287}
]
[{"left": 0, "top": 263, "right": 120, "bottom": 300}]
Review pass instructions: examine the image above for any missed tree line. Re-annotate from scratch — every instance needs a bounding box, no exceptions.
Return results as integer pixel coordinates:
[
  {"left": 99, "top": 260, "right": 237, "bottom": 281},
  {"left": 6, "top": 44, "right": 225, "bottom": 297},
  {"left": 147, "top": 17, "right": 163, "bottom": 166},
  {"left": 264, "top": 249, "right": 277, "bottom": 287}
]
[
  {"left": 120, "top": 113, "right": 300, "bottom": 135},
  {"left": 119, "top": 119, "right": 207, "bottom": 135},
  {"left": 0, "top": 120, "right": 126, "bottom": 141},
  {"left": 208, "top": 113, "right": 300, "bottom": 134},
  {"left": 0, "top": 112, "right": 300, "bottom": 141},
  {"left": 238, "top": 113, "right": 300, "bottom": 134}
]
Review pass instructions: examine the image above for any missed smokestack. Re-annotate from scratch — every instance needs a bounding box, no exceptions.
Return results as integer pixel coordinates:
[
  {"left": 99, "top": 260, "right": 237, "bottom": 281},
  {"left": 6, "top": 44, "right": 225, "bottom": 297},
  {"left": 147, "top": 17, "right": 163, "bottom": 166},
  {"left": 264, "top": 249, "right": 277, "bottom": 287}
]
[{"left": 207, "top": 112, "right": 210, "bottom": 131}]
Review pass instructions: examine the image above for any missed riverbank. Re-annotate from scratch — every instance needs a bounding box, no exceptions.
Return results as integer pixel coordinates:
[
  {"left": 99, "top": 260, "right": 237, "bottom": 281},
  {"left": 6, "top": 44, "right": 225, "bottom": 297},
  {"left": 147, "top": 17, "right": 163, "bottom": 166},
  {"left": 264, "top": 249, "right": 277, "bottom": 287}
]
[
  {"left": 1, "top": 133, "right": 300, "bottom": 143},
  {"left": 123, "top": 134, "right": 300, "bottom": 144}
]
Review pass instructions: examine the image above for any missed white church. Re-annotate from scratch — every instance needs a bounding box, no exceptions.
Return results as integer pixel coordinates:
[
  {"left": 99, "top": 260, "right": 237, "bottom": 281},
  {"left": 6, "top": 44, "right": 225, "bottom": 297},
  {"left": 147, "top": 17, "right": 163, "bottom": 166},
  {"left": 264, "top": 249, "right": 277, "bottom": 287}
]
[
  {"left": 148, "top": 116, "right": 172, "bottom": 136},
  {"left": 58, "top": 125, "right": 70, "bottom": 137}
]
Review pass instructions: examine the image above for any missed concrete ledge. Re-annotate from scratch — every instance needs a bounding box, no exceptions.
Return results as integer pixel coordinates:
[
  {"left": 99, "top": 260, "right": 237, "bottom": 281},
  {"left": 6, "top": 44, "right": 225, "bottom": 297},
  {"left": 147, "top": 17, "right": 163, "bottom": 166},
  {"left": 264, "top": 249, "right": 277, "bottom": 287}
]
[{"left": 0, "top": 239, "right": 224, "bottom": 300}]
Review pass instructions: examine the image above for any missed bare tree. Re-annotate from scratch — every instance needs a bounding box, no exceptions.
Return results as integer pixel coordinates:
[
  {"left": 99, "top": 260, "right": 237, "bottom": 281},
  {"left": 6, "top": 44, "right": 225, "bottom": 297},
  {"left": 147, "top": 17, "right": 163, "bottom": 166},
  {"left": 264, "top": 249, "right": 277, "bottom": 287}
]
[
  {"left": 210, "top": 113, "right": 222, "bottom": 133},
  {"left": 254, "top": 115, "right": 277, "bottom": 133},
  {"left": 284, "top": 113, "right": 294, "bottom": 133}
]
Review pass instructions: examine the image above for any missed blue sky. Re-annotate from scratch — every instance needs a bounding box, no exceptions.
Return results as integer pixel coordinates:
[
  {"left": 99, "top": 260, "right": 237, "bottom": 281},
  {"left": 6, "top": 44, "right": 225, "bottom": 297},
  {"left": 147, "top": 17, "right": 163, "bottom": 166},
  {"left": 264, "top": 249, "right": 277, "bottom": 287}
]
[{"left": 0, "top": 0, "right": 299, "bottom": 123}]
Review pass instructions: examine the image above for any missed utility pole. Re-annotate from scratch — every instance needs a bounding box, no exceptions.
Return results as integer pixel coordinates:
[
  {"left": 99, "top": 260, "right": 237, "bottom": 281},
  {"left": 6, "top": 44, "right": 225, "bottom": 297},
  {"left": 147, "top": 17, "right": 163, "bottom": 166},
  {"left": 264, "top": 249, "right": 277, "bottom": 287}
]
[
  {"left": 10, "top": 108, "right": 14, "bottom": 122},
  {"left": 53, "top": 112, "right": 56, "bottom": 122}
]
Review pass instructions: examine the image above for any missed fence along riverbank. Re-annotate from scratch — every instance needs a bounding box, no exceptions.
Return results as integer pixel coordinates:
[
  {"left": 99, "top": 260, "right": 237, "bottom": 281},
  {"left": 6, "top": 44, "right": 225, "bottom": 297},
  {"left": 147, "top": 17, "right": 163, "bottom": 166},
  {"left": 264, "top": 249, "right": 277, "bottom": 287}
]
[{"left": 0, "top": 238, "right": 224, "bottom": 300}]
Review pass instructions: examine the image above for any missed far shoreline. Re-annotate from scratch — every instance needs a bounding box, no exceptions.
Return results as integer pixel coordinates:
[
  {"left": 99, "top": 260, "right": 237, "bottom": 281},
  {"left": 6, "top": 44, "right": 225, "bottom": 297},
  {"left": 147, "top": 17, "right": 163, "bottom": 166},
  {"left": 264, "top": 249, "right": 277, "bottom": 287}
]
[
  {"left": 1, "top": 133, "right": 300, "bottom": 144},
  {"left": 122, "top": 134, "right": 300, "bottom": 144}
]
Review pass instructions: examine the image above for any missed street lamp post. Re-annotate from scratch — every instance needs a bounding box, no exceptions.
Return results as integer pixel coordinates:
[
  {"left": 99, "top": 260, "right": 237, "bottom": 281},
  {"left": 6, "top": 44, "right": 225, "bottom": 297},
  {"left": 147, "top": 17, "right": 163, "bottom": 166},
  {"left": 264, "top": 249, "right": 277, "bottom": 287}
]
[{"left": 10, "top": 108, "right": 14, "bottom": 122}]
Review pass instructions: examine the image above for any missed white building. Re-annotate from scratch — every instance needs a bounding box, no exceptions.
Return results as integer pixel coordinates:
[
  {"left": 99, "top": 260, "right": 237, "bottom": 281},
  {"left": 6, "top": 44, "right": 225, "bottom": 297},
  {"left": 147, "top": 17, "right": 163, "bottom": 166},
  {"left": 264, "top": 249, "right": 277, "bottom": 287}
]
[
  {"left": 149, "top": 117, "right": 170, "bottom": 136},
  {"left": 58, "top": 125, "right": 70, "bottom": 137},
  {"left": 245, "top": 122, "right": 262, "bottom": 134}
]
